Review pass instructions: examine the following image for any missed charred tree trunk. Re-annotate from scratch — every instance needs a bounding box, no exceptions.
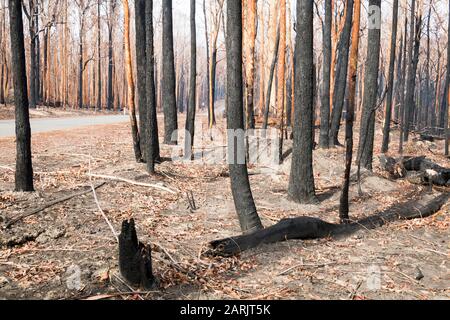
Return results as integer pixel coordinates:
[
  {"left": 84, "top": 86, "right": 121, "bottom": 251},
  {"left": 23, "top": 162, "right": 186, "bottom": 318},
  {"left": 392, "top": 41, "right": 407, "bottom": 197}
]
[
  {"left": 9, "top": 0, "right": 34, "bottom": 191},
  {"left": 97, "top": 0, "right": 102, "bottom": 112},
  {"left": 381, "top": 0, "right": 399, "bottom": 153},
  {"left": 403, "top": 0, "right": 417, "bottom": 142},
  {"left": 135, "top": 0, "right": 148, "bottom": 160},
  {"left": 123, "top": 0, "right": 142, "bottom": 162},
  {"left": 339, "top": 0, "right": 361, "bottom": 223},
  {"left": 145, "top": 0, "right": 160, "bottom": 173},
  {"left": 162, "top": 0, "right": 178, "bottom": 145},
  {"left": 329, "top": 0, "right": 354, "bottom": 147},
  {"left": 358, "top": 0, "right": 382, "bottom": 171},
  {"left": 106, "top": 1, "right": 116, "bottom": 110},
  {"left": 319, "top": 0, "right": 332, "bottom": 149},
  {"left": 226, "top": 0, "right": 263, "bottom": 234},
  {"left": 288, "top": 0, "right": 316, "bottom": 204},
  {"left": 380, "top": 155, "right": 450, "bottom": 186},
  {"left": 185, "top": 0, "right": 196, "bottom": 160}
]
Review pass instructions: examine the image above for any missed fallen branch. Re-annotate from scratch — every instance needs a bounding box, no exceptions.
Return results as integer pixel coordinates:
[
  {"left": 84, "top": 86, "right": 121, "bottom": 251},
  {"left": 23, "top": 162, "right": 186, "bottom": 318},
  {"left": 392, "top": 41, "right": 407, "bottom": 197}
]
[
  {"left": 206, "top": 193, "right": 449, "bottom": 257},
  {"left": 4, "top": 182, "right": 106, "bottom": 229},
  {"left": 87, "top": 173, "right": 176, "bottom": 194}
]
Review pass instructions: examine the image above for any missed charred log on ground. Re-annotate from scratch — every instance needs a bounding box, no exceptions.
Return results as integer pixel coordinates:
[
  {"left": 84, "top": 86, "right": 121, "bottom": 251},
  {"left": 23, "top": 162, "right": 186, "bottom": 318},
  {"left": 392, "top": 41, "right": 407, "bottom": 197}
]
[
  {"left": 207, "top": 193, "right": 449, "bottom": 257},
  {"left": 118, "top": 219, "right": 155, "bottom": 289},
  {"left": 379, "top": 155, "right": 450, "bottom": 186}
]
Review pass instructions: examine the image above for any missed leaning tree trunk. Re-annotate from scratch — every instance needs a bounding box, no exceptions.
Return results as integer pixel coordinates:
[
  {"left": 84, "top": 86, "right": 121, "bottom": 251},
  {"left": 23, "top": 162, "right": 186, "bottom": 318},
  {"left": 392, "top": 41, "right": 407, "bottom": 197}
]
[
  {"left": 381, "top": 0, "right": 399, "bottom": 153},
  {"left": 328, "top": 0, "right": 354, "bottom": 147},
  {"left": 288, "top": 0, "right": 316, "bottom": 204},
  {"left": 122, "top": 0, "right": 142, "bottom": 162},
  {"left": 339, "top": 0, "right": 362, "bottom": 222},
  {"left": 135, "top": 0, "right": 148, "bottom": 161},
  {"left": 262, "top": 28, "right": 280, "bottom": 130},
  {"left": 162, "top": 0, "right": 178, "bottom": 145},
  {"left": 319, "top": 0, "right": 332, "bottom": 149},
  {"left": 185, "top": 0, "right": 196, "bottom": 160},
  {"left": 358, "top": 0, "right": 382, "bottom": 171},
  {"left": 9, "top": 0, "right": 34, "bottom": 192},
  {"left": 226, "top": 0, "right": 263, "bottom": 234}
]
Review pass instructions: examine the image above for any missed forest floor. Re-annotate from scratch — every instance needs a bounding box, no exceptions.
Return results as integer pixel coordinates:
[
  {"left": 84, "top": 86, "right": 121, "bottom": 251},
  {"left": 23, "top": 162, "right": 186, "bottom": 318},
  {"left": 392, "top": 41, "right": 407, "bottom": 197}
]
[
  {"left": 0, "top": 110, "right": 448, "bottom": 300},
  {"left": 0, "top": 104, "right": 123, "bottom": 120}
]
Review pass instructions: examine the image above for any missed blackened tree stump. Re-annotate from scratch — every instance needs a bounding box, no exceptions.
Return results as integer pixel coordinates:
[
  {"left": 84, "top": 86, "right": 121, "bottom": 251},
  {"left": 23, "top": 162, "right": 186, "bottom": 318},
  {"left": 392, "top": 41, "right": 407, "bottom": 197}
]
[{"left": 119, "top": 219, "right": 155, "bottom": 289}]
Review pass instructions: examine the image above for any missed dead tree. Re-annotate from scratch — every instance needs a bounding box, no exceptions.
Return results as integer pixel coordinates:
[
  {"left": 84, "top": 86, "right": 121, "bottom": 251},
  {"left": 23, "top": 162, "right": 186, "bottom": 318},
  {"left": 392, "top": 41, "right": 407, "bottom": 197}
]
[
  {"left": 226, "top": 0, "right": 263, "bottom": 234},
  {"left": 119, "top": 219, "right": 155, "bottom": 289},
  {"left": 208, "top": 193, "right": 449, "bottom": 256},
  {"left": 9, "top": 0, "right": 34, "bottom": 191},
  {"left": 288, "top": 0, "right": 317, "bottom": 204}
]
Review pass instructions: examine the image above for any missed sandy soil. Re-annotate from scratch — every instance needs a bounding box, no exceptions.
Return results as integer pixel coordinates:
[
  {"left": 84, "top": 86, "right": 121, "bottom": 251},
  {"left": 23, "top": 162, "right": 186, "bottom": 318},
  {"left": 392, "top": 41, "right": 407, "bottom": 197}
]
[{"left": 0, "top": 112, "right": 448, "bottom": 300}]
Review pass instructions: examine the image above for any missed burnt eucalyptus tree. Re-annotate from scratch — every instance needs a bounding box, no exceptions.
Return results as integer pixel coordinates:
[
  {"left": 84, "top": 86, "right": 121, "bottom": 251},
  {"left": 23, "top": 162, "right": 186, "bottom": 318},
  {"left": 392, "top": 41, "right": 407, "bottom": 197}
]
[
  {"left": 445, "top": 0, "right": 450, "bottom": 156},
  {"left": 319, "top": 0, "right": 332, "bottom": 149},
  {"left": 288, "top": 0, "right": 316, "bottom": 204},
  {"left": 358, "top": 0, "right": 381, "bottom": 170},
  {"left": 162, "top": 0, "right": 178, "bottom": 145},
  {"left": 135, "top": 0, "right": 148, "bottom": 159},
  {"left": 185, "top": 0, "right": 196, "bottom": 159},
  {"left": 329, "top": 0, "right": 354, "bottom": 146},
  {"left": 403, "top": 0, "right": 417, "bottom": 142},
  {"left": 226, "top": 0, "right": 263, "bottom": 234},
  {"left": 145, "top": 0, "right": 159, "bottom": 173},
  {"left": 9, "top": 0, "right": 34, "bottom": 191},
  {"left": 22, "top": 0, "right": 39, "bottom": 108},
  {"left": 381, "top": 0, "right": 399, "bottom": 153},
  {"left": 106, "top": 0, "right": 116, "bottom": 110}
]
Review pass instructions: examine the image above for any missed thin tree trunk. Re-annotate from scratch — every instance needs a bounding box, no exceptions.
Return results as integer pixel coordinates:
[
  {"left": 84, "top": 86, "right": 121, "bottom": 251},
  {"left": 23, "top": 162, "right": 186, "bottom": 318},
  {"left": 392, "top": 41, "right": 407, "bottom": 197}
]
[
  {"left": 288, "top": 0, "right": 316, "bottom": 204},
  {"left": 262, "top": 27, "right": 280, "bottom": 130},
  {"left": 339, "top": 0, "right": 361, "bottom": 222},
  {"left": 162, "top": 0, "right": 178, "bottom": 145},
  {"left": 9, "top": 0, "right": 34, "bottom": 191},
  {"left": 319, "top": 0, "right": 332, "bottom": 149},
  {"left": 381, "top": 0, "right": 399, "bottom": 153},
  {"left": 135, "top": 0, "right": 147, "bottom": 160},
  {"left": 403, "top": 0, "right": 417, "bottom": 142},
  {"left": 97, "top": 0, "right": 102, "bottom": 112},
  {"left": 185, "top": 0, "right": 196, "bottom": 159},
  {"left": 329, "top": 0, "right": 354, "bottom": 146},
  {"left": 244, "top": 0, "right": 257, "bottom": 130},
  {"left": 145, "top": 0, "right": 159, "bottom": 173},
  {"left": 122, "top": 0, "right": 142, "bottom": 161},
  {"left": 226, "top": 0, "right": 263, "bottom": 234}
]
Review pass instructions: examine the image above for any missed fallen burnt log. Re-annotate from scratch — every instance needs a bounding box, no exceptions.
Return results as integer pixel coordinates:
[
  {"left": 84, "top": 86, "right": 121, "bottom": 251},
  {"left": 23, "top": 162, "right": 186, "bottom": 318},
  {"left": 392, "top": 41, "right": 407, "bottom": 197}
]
[
  {"left": 379, "top": 155, "right": 450, "bottom": 186},
  {"left": 119, "top": 219, "right": 155, "bottom": 289},
  {"left": 207, "top": 193, "right": 449, "bottom": 257}
]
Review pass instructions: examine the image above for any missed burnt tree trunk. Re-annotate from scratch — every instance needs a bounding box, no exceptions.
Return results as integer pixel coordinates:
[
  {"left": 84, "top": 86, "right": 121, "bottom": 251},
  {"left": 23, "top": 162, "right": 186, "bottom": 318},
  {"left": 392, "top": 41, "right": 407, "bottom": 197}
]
[
  {"left": 262, "top": 28, "right": 280, "bottom": 130},
  {"left": 329, "top": 0, "right": 354, "bottom": 147},
  {"left": 9, "top": 0, "right": 34, "bottom": 192},
  {"left": 185, "top": 0, "right": 196, "bottom": 160},
  {"left": 162, "top": 0, "right": 178, "bottom": 145},
  {"left": 381, "top": 0, "right": 399, "bottom": 153},
  {"left": 145, "top": 0, "right": 160, "bottom": 173},
  {"left": 358, "top": 0, "right": 381, "bottom": 170},
  {"left": 226, "top": 0, "right": 263, "bottom": 234},
  {"left": 135, "top": 0, "right": 148, "bottom": 160},
  {"left": 288, "top": 0, "right": 317, "bottom": 204},
  {"left": 319, "top": 0, "right": 332, "bottom": 149}
]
